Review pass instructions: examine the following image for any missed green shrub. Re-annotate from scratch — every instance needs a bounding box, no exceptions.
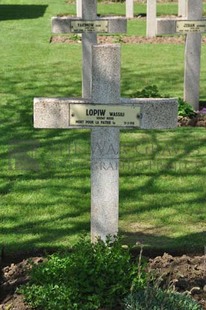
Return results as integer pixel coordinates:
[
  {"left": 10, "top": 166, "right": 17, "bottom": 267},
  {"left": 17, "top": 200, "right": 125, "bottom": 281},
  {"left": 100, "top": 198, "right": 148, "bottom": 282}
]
[
  {"left": 21, "top": 236, "right": 147, "bottom": 310},
  {"left": 178, "top": 97, "right": 196, "bottom": 117},
  {"left": 124, "top": 287, "right": 203, "bottom": 310},
  {"left": 132, "top": 85, "right": 197, "bottom": 118},
  {"left": 132, "top": 85, "right": 162, "bottom": 98}
]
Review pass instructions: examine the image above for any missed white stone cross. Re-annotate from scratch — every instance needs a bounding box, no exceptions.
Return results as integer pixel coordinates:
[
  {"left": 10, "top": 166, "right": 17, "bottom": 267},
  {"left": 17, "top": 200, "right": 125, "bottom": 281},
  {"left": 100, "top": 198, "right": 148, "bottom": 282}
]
[
  {"left": 126, "top": 0, "right": 134, "bottom": 19},
  {"left": 76, "top": 0, "right": 134, "bottom": 19},
  {"left": 52, "top": 0, "right": 127, "bottom": 98},
  {"left": 34, "top": 44, "right": 178, "bottom": 242},
  {"left": 76, "top": 0, "right": 82, "bottom": 18},
  {"left": 178, "top": 0, "right": 187, "bottom": 18},
  {"left": 146, "top": 0, "right": 156, "bottom": 38},
  {"left": 147, "top": 0, "right": 187, "bottom": 38},
  {"left": 156, "top": 0, "right": 204, "bottom": 110}
]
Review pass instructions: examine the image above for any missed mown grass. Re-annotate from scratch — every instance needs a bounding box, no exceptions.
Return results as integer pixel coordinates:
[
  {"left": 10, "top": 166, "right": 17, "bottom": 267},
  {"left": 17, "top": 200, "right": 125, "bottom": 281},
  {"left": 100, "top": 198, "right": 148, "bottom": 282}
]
[
  {"left": 120, "top": 128, "right": 206, "bottom": 252},
  {"left": 0, "top": 0, "right": 205, "bottom": 254}
]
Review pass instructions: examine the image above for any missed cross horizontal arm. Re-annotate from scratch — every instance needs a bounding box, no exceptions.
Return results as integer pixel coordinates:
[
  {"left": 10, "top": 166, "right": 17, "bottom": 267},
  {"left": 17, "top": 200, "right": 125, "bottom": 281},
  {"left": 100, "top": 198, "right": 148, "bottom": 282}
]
[
  {"left": 52, "top": 16, "right": 127, "bottom": 34},
  {"left": 156, "top": 18, "right": 180, "bottom": 35},
  {"left": 157, "top": 18, "right": 206, "bottom": 35},
  {"left": 34, "top": 97, "right": 177, "bottom": 129},
  {"left": 121, "top": 98, "right": 177, "bottom": 129}
]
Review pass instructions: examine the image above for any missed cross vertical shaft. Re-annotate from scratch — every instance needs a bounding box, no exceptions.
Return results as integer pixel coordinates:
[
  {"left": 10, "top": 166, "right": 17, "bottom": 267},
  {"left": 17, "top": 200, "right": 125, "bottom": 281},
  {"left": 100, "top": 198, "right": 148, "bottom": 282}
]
[
  {"left": 82, "top": 0, "right": 97, "bottom": 98},
  {"left": 76, "top": 0, "right": 82, "bottom": 17},
  {"left": 126, "top": 0, "right": 134, "bottom": 19},
  {"left": 184, "top": 0, "right": 202, "bottom": 110},
  {"left": 178, "top": 0, "right": 187, "bottom": 17},
  {"left": 91, "top": 45, "right": 120, "bottom": 242},
  {"left": 146, "top": 0, "right": 157, "bottom": 38}
]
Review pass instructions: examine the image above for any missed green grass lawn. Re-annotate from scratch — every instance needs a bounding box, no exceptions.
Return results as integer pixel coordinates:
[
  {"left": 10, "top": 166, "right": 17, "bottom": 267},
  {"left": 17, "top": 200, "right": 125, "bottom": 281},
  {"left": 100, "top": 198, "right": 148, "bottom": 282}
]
[{"left": 0, "top": 0, "right": 205, "bottom": 255}]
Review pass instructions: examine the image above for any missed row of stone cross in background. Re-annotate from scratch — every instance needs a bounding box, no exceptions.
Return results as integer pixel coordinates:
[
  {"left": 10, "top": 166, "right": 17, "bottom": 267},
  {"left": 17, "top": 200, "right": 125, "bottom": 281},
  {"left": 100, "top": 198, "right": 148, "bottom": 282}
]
[
  {"left": 55, "top": 0, "right": 204, "bottom": 110},
  {"left": 77, "top": 0, "right": 187, "bottom": 21}
]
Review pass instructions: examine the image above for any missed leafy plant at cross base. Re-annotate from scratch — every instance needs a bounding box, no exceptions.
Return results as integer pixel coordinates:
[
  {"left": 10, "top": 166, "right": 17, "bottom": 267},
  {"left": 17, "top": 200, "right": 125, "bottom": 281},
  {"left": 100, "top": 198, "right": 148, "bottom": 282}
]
[
  {"left": 178, "top": 97, "right": 197, "bottom": 117},
  {"left": 132, "top": 85, "right": 196, "bottom": 118},
  {"left": 114, "top": 34, "right": 125, "bottom": 43},
  {"left": 20, "top": 236, "right": 147, "bottom": 310},
  {"left": 132, "top": 85, "right": 163, "bottom": 98},
  {"left": 70, "top": 34, "right": 82, "bottom": 42}
]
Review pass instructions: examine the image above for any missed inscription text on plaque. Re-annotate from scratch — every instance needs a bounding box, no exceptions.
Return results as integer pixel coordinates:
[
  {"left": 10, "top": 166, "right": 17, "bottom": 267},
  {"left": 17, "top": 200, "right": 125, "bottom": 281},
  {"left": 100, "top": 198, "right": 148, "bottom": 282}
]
[
  {"left": 176, "top": 20, "right": 206, "bottom": 33},
  {"left": 71, "top": 20, "right": 109, "bottom": 33},
  {"left": 70, "top": 104, "right": 141, "bottom": 127}
]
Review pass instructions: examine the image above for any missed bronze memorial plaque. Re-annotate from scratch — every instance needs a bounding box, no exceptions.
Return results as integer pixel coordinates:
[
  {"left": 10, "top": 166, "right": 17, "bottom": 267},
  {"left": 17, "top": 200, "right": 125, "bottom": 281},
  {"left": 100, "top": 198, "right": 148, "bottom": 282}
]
[
  {"left": 71, "top": 20, "right": 109, "bottom": 33},
  {"left": 176, "top": 20, "right": 206, "bottom": 33},
  {"left": 70, "top": 104, "right": 141, "bottom": 127}
]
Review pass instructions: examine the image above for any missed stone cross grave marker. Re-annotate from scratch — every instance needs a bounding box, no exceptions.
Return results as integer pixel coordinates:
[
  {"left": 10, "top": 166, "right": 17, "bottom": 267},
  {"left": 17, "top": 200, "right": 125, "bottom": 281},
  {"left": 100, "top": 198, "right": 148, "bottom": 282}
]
[
  {"left": 147, "top": 0, "right": 187, "bottom": 38},
  {"left": 76, "top": 0, "right": 82, "bottom": 18},
  {"left": 34, "top": 44, "right": 178, "bottom": 242},
  {"left": 76, "top": 0, "right": 134, "bottom": 19},
  {"left": 156, "top": 0, "right": 203, "bottom": 110},
  {"left": 178, "top": 0, "right": 187, "bottom": 18},
  {"left": 146, "top": 0, "right": 156, "bottom": 38},
  {"left": 52, "top": 0, "right": 127, "bottom": 98},
  {"left": 126, "top": 0, "right": 134, "bottom": 19}
]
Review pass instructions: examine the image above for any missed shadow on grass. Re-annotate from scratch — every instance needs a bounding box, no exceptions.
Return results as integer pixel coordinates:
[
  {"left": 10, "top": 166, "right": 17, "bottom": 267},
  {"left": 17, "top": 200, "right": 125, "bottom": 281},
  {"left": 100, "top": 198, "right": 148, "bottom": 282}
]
[
  {"left": 0, "top": 5, "right": 48, "bottom": 20},
  {"left": 0, "top": 42, "right": 206, "bottom": 256},
  {"left": 122, "top": 230, "right": 206, "bottom": 257},
  {"left": 1, "top": 125, "right": 206, "bottom": 256},
  {"left": 118, "top": 127, "right": 206, "bottom": 255}
]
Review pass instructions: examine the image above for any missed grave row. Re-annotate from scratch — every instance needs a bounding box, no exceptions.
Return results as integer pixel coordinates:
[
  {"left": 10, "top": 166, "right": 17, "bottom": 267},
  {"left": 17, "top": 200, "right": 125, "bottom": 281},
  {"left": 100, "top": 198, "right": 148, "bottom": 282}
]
[
  {"left": 77, "top": 0, "right": 134, "bottom": 19},
  {"left": 77, "top": 0, "right": 187, "bottom": 20},
  {"left": 75, "top": 0, "right": 203, "bottom": 109},
  {"left": 147, "top": 0, "right": 187, "bottom": 38},
  {"left": 147, "top": 0, "right": 204, "bottom": 110},
  {"left": 34, "top": 0, "right": 178, "bottom": 241}
]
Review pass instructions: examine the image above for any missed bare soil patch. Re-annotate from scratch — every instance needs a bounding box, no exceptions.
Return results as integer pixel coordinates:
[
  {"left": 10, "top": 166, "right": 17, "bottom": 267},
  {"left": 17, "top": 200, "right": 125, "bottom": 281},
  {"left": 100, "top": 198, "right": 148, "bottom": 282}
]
[
  {"left": 51, "top": 34, "right": 187, "bottom": 44},
  {"left": 178, "top": 114, "right": 206, "bottom": 127},
  {"left": 0, "top": 253, "right": 205, "bottom": 309},
  {"left": 149, "top": 253, "right": 206, "bottom": 310},
  {"left": 51, "top": 31, "right": 206, "bottom": 45}
]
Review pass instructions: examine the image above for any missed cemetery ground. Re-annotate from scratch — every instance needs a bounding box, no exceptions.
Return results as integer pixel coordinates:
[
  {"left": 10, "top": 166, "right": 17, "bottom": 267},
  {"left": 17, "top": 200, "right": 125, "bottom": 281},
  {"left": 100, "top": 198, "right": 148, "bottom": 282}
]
[{"left": 0, "top": 0, "right": 206, "bottom": 308}]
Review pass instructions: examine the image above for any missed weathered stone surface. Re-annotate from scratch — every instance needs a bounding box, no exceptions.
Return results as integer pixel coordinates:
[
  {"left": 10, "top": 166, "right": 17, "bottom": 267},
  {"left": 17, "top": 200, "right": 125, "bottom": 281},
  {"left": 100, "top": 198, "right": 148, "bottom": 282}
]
[
  {"left": 91, "top": 44, "right": 121, "bottom": 104},
  {"left": 34, "top": 98, "right": 178, "bottom": 130},
  {"left": 156, "top": 18, "right": 177, "bottom": 35},
  {"left": 178, "top": 0, "right": 187, "bottom": 17},
  {"left": 52, "top": 17, "right": 127, "bottom": 34},
  {"left": 90, "top": 45, "right": 120, "bottom": 242},
  {"left": 81, "top": 0, "right": 97, "bottom": 99},
  {"left": 34, "top": 98, "right": 88, "bottom": 129},
  {"left": 147, "top": 0, "right": 157, "bottom": 38},
  {"left": 126, "top": 0, "right": 134, "bottom": 19},
  {"left": 82, "top": 0, "right": 96, "bottom": 19},
  {"left": 76, "top": 0, "right": 82, "bottom": 18},
  {"left": 121, "top": 98, "right": 178, "bottom": 129}
]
